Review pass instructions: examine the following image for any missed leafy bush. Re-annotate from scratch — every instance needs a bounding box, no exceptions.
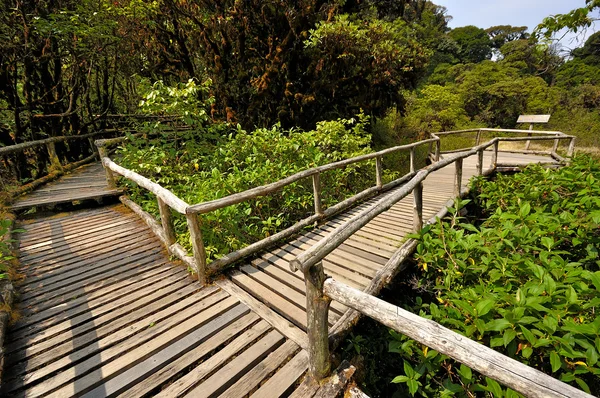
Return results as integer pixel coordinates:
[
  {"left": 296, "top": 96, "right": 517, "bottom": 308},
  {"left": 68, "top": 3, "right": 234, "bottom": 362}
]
[
  {"left": 389, "top": 156, "right": 600, "bottom": 396},
  {"left": 117, "top": 114, "right": 386, "bottom": 262},
  {"left": 0, "top": 216, "right": 17, "bottom": 281}
]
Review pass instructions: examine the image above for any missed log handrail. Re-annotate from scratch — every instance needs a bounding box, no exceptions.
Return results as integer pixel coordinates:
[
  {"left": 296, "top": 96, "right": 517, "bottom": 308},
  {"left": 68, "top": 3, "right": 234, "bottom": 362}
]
[
  {"left": 185, "top": 138, "right": 438, "bottom": 215},
  {"left": 96, "top": 129, "right": 575, "bottom": 288},
  {"left": 322, "top": 278, "right": 593, "bottom": 398},
  {"left": 0, "top": 130, "right": 116, "bottom": 156},
  {"left": 291, "top": 132, "right": 589, "bottom": 397}
]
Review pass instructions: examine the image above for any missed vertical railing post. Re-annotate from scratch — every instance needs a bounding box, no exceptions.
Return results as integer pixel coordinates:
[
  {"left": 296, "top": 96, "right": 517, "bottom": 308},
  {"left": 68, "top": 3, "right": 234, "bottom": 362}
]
[
  {"left": 476, "top": 149, "right": 484, "bottom": 176},
  {"left": 158, "top": 197, "right": 176, "bottom": 246},
  {"left": 410, "top": 147, "right": 416, "bottom": 173},
  {"left": 304, "top": 261, "right": 331, "bottom": 381},
  {"left": 186, "top": 213, "right": 207, "bottom": 286},
  {"left": 434, "top": 139, "right": 441, "bottom": 162},
  {"left": 567, "top": 137, "right": 576, "bottom": 158},
  {"left": 454, "top": 158, "right": 463, "bottom": 197},
  {"left": 413, "top": 181, "right": 423, "bottom": 232},
  {"left": 97, "top": 145, "right": 117, "bottom": 189},
  {"left": 525, "top": 123, "right": 533, "bottom": 150},
  {"left": 552, "top": 136, "right": 560, "bottom": 155},
  {"left": 475, "top": 129, "right": 482, "bottom": 146},
  {"left": 312, "top": 172, "right": 323, "bottom": 216},
  {"left": 491, "top": 140, "right": 499, "bottom": 170},
  {"left": 375, "top": 156, "right": 383, "bottom": 189},
  {"left": 46, "top": 141, "right": 63, "bottom": 172}
]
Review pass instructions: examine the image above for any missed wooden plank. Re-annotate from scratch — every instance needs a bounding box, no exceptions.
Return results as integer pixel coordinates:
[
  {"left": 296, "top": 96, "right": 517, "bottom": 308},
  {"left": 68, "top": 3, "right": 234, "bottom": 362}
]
[
  {"left": 251, "top": 258, "right": 348, "bottom": 316},
  {"left": 18, "top": 248, "right": 166, "bottom": 304},
  {"left": 220, "top": 340, "right": 300, "bottom": 398},
  {"left": 288, "top": 375, "right": 319, "bottom": 398},
  {"left": 240, "top": 264, "right": 339, "bottom": 325},
  {"left": 154, "top": 321, "right": 274, "bottom": 397},
  {"left": 231, "top": 270, "right": 309, "bottom": 329},
  {"left": 216, "top": 279, "right": 308, "bottom": 350},
  {"left": 23, "top": 294, "right": 240, "bottom": 397},
  {"left": 6, "top": 269, "right": 191, "bottom": 362},
  {"left": 183, "top": 330, "right": 285, "bottom": 398},
  {"left": 83, "top": 304, "right": 251, "bottom": 398},
  {"left": 119, "top": 313, "right": 265, "bottom": 398},
  {"left": 6, "top": 282, "right": 201, "bottom": 377},
  {"left": 2, "top": 288, "right": 225, "bottom": 394},
  {"left": 250, "top": 349, "right": 309, "bottom": 398},
  {"left": 517, "top": 114, "right": 551, "bottom": 123}
]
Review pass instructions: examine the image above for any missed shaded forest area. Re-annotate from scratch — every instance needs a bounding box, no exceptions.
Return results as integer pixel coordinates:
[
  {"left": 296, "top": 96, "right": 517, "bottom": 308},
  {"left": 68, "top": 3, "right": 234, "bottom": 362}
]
[{"left": 2, "top": 0, "right": 598, "bottom": 144}]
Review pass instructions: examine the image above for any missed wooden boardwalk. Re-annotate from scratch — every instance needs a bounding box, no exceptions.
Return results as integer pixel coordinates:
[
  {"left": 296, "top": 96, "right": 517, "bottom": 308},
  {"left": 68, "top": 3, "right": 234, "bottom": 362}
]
[
  {"left": 11, "top": 162, "right": 121, "bottom": 211},
  {"left": 2, "top": 151, "right": 558, "bottom": 397}
]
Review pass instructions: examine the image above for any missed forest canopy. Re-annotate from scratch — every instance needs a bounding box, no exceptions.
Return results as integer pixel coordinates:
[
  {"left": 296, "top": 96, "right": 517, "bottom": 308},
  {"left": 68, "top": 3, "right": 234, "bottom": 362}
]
[{"left": 1, "top": 0, "right": 599, "bottom": 149}]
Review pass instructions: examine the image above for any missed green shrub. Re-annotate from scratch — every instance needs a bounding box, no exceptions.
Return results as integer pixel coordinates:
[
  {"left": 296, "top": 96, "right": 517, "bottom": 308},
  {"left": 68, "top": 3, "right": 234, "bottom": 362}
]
[
  {"left": 117, "top": 114, "right": 392, "bottom": 262},
  {"left": 389, "top": 156, "right": 600, "bottom": 396}
]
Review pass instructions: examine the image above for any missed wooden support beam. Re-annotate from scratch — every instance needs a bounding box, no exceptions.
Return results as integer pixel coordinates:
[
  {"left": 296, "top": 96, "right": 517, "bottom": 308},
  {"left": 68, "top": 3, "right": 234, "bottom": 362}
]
[
  {"left": 46, "top": 142, "right": 63, "bottom": 172},
  {"left": 98, "top": 147, "right": 117, "bottom": 189},
  {"left": 158, "top": 197, "right": 176, "bottom": 246},
  {"left": 491, "top": 140, "right": 499, "bottom": 169},
  {"left": 185, "top": 213, "right": 207, "bottom": 285},
  {"left": 413, "top": 181, "right": 423, "bottom": 232},
  {"left": 476, "top": 149, "right": 484, "bottom": 176},
  {"left": 375, "top": 156, "right": 383, "bottom": 189},
  {"left": 525, "top": 123, "right": 533, "bottom": 150},
  {"left": 323, "top": 279, "right": 593, "bottom": 398},
  {"left": 454, "top": 158, "right": 463, "bottom": 197},
  {"left": 312, "top": 173, "right": 323, "bottom": 216},
  {"left": 434, "top": 140, "right": 441, "bottom": 162},
  {"left": 410, "top": 147, "right": 416, "bottom": 173},
  {"left": 552, "top": 137, "right": 560, "bottom": 155},
  {"left": 475, "top": 129, "right": 482, "bottom": 146},
  {"left": 304, "top": 262, "right": 331, "bottom": 381},
  {"left": 567, "top": 137, "right": 576, "bottom": 158}
]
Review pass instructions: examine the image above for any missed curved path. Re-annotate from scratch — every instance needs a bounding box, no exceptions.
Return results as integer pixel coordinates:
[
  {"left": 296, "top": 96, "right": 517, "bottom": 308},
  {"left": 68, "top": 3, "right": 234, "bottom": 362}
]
[{"left": 2, "top": 152, "right": 557, "bottom": 397}]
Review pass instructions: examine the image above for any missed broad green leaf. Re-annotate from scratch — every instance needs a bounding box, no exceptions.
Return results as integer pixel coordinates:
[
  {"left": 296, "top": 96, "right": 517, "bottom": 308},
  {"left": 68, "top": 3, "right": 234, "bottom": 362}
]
[
  {"left": 391, "top": 375, "right": 409, "bottom": 383},
  {"left": 458, "top": 364, "right": 472, "bottom": 381},
  {"left": 486, "top": 319, "right": 512, "bottom": 332},
  {"left": 485, "top": 377, "right": 503, "bottom": 397},
  {"left": 476, "top": 298, "right": 495, "bottom": 317},
  {"left": 503, "top": 329, "right": 517, "bottom": 347},
  {"left": 407, "top": 379, "right": 420, "bottom": 396},
  {"left": 550, "top": 351, "right": 562, "bottom": 372}
]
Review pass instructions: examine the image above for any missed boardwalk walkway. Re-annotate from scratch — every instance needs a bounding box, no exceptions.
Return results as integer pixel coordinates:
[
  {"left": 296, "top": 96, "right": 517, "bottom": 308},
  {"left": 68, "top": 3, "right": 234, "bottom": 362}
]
[{"left": 2, "top": 151, "right": 558, "bottom": 397}]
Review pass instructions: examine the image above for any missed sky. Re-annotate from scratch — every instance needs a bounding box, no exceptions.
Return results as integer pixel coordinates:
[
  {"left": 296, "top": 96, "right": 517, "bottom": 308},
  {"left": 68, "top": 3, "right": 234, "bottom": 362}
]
[{"left": 434, "top": 0, "right": 599, "bottom": 52}]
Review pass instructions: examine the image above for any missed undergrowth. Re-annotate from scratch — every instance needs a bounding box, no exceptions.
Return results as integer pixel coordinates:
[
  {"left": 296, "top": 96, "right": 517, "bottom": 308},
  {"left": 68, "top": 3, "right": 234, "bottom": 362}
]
[{"left": 344, "top": 155, "right": 600, "bottom": 397}]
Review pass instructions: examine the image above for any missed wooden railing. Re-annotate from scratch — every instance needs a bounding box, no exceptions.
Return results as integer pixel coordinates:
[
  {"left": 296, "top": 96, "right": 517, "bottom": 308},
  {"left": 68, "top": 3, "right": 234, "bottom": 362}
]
[
  {"left": 429, "top": 128, "right": 575, "bottom": 164},
  {"left": 95, "top": 135, "right": 438, "bottom": 284},
  {"left": 0, "top": 130, "right": 119, "bottom": 198},
  {"left": 290, "top": 133, "right": 588, "bottom": 398}
]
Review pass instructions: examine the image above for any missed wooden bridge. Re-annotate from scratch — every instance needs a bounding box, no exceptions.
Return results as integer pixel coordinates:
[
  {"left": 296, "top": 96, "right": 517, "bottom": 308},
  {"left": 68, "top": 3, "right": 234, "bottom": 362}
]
[{"left": 0, "top": 128, "right": 590, "bottom": 398}]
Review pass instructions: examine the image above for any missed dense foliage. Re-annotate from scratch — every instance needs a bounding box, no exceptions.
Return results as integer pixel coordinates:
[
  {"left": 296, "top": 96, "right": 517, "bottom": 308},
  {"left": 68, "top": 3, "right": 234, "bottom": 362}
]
[
  {"left": 345, "top": 157, "right": 600, "bottom": 397},
  {"left": 116, "top": 113, "right": 395, "bottom": 261}
]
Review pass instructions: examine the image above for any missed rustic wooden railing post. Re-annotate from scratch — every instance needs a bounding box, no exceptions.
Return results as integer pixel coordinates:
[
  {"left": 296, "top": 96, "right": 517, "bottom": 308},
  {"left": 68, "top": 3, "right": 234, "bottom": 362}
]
[
  {"left": 157, "top": 197, "right": 176, "bottom": 246},
  {"left": 413, "top": 182, "right": 423, "bottom": 231},
  {"left": 454, "top": 158, "right": 463, "bottom": 197},
  {"left": 476, "top": 149, "right": 484, "bottom": 176},
  {"left": 312, "top": 173, "right": 323, "bottom": 216},
  {"left": 375, "top": 156, "right": 383, "bottom": 189},
  {"left": 567, "top": 137, "right": 576, "bottom": 157},
  {"left": 304, "top": 261, "right": 331, "bottom": 381},
  {"left": 491, "top": 140, "right": 499, "bottom": 170},
  {"left": 46, "top": 141, "right": 63, "bottom": 172},
  {"left": 97, "top": 146, "right": 117, "bottom": 188},
  {"left": 410, "top": 147, "right": 416, "bottom": 173},
  {"left": 552, "top": 136, "right": 560, "bottom": 155},
  {"left": 525, "top": 123, "right": 533, "bottom": 150},
  {"left": 186, "top": 213, "right": 207, "bottom": 285},
  {"left": 475, "top": 129, "right": 482, "bottom": 146},
  {"left": 434, "top": 140, "right": 441, "bottom": 162}
]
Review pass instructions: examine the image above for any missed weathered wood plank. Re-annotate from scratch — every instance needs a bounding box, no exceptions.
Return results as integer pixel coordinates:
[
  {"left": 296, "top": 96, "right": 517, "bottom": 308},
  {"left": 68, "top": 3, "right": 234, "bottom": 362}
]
[
  {"left": 250, "top": 349, "right": 309, "bottom": 398},
  {"left": 153, "top": 319, "right": 272, "bottom": 397}
]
